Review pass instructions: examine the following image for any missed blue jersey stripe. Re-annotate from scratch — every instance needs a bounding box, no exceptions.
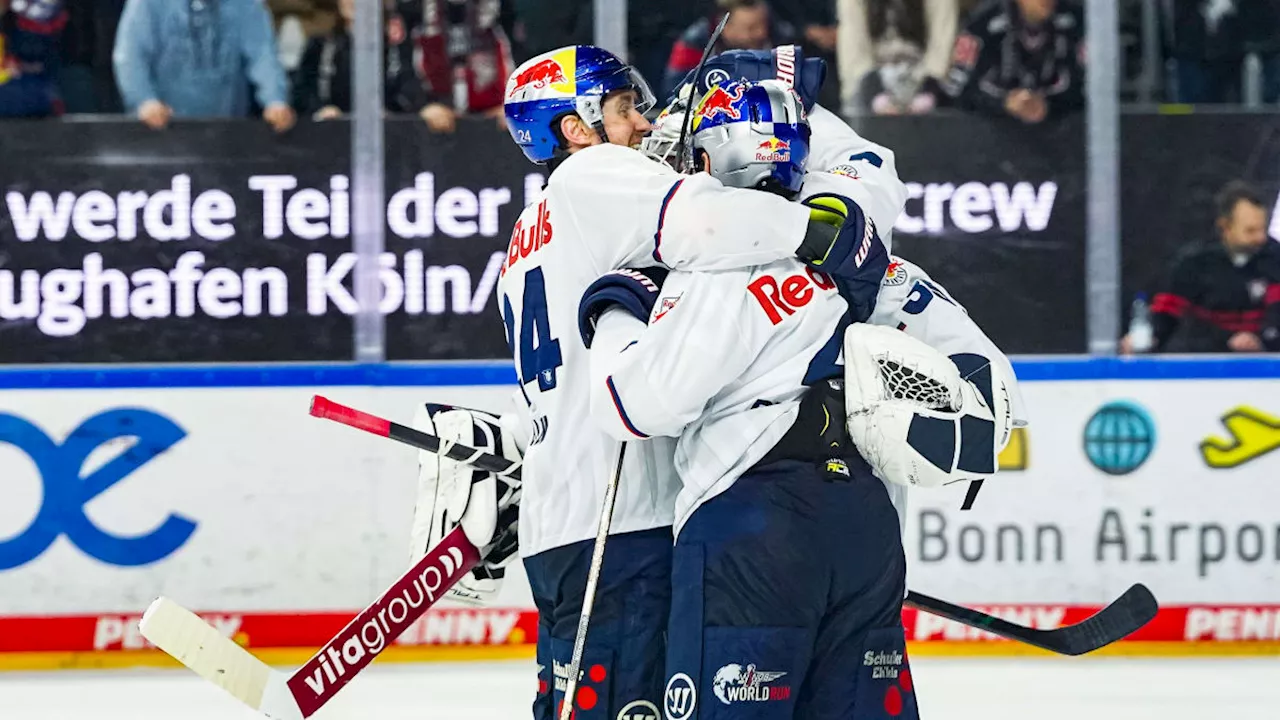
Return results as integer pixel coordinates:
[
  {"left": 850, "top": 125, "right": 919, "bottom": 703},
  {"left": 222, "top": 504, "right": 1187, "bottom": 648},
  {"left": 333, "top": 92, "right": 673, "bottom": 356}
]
[{"left": 652, "top": 178, "right": 686, "bottom": 263}]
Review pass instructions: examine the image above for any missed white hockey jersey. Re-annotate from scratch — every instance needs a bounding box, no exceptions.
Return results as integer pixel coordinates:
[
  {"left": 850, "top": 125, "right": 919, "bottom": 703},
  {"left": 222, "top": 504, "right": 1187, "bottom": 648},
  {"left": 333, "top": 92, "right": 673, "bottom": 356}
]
[
  {"left": 502, "top": 112, "right": 908, "bottom": 557},
  {"left": 588, "top": 233, "right": 1026, "bottom": 536},
  {"left": 589, "top": 257, "right": 849, "bottom": 534},
  {"left": 500, "top": 142, "right": 817, "bottom": 558}
]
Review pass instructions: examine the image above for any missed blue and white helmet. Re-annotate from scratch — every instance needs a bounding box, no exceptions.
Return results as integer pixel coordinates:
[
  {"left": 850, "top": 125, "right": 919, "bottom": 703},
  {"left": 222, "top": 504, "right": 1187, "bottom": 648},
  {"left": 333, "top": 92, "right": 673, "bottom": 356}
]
[
  {"left": 503, "top": 45, "right": 656, "bottom": 165},
  {"left": 690, "top": 79, "right": 811, "bottom": 198}
]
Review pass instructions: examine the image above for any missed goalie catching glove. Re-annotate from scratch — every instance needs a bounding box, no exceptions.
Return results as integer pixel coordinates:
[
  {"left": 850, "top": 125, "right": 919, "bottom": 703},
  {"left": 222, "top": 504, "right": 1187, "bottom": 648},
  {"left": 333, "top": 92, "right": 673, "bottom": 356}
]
[
  {"left": 843, "top": 324, "right": 1015, "bottom": 488},
  {"left": 411, "top": 403, "right": 523, "bottom": 606}
]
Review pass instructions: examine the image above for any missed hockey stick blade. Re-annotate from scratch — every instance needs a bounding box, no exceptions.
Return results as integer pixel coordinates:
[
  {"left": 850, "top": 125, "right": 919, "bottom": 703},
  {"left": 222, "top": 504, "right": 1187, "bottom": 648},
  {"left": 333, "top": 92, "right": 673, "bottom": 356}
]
[
  {"left": 311, "top": 395, "right": 522, "bottom": 478},
  {"left": 140, "top": 527, "right": 481, "bottom": 718},
  {"left": 904, "top": 583, "right": 1159, "bottom": 656}
]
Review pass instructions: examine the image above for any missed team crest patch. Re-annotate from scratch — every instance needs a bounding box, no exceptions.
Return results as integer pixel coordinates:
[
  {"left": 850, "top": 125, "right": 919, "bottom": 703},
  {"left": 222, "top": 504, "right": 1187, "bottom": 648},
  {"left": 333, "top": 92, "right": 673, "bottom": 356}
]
[
  {"left": 883, "top": 258, "right": 907, "bottom": 286},
  {"left": 830, "top": 163, "right": 862, "bottom": 180},
  {"left": 712, "top": 663, "right": 792, "bottom": 705},
  {"left": 653, "top": 295, "right": 681, "bottom": 322}
]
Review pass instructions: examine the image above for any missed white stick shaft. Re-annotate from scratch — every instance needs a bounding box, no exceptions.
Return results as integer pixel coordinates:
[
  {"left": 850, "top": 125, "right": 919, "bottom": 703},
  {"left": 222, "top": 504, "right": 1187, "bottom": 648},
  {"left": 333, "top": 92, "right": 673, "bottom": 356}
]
[{"left": 558, "top": 443, "right": 626, "bottom": 720}]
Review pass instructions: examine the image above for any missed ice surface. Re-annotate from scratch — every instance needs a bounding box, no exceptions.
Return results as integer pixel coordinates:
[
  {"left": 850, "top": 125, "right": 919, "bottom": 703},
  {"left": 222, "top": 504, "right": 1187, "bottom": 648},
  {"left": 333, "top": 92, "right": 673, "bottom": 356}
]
[{"left": 0, "top": 657, "right": 1276, "bottom": 720}]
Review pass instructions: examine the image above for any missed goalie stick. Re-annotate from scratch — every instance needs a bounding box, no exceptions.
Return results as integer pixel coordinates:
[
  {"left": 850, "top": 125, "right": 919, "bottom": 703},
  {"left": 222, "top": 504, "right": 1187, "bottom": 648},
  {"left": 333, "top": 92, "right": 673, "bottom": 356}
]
[
  {"left": 139, "top": 525, "right": 481, "bottom": 719},
  {"left": 312, "top": 396, "right": 1161, "bottom": 658}
]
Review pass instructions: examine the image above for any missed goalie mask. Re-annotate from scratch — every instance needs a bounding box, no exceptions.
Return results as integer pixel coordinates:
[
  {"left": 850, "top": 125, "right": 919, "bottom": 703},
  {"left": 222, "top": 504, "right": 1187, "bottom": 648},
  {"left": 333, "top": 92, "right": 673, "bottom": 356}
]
[{"left": 843, "top": 324, "right": 1016, "bottom": 488}]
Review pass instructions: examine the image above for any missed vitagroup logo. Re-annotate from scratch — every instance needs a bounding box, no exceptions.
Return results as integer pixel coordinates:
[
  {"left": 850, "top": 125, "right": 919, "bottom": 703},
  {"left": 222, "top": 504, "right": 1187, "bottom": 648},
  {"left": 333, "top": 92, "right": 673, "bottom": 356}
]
[
  {"left": 1083, "top": 401, "right": 1156, "bottom": 476},
  {"left": 1201, "top": 406, "right": 1280, "bottom": 469},
  {"left": 285, "top": 529, "right": 478, "bottom": 716}
]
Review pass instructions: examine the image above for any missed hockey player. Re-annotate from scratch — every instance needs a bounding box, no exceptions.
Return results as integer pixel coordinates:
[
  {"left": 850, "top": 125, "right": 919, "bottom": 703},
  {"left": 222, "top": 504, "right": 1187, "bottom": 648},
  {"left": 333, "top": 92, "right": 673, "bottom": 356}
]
[
  {"left": 412, "top": 45, "right": 912, "bottom": 720},
  {"left": 578, "top": 80, "right": 1022, "bottom": 719}
]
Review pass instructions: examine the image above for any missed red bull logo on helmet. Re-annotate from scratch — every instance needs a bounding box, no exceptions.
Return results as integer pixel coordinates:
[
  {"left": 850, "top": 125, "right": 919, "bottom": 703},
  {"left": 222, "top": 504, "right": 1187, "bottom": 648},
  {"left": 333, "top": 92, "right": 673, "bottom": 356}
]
[
  {"left": 754, "top": 137, "right": 791, "bottom": 163},
  {"left": 506, "top": 49, "right": 577, "bottom": 102},
  {"left": 694, "top": 83, "right": 747, "bottom": 130}
]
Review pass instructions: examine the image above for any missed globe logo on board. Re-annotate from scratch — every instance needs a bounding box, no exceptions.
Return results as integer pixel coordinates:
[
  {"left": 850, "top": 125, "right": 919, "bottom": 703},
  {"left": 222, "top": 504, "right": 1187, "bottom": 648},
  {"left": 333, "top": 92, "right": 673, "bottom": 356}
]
[{"left": 1083, "top": 401, "right": 1156, "bottom": 476}]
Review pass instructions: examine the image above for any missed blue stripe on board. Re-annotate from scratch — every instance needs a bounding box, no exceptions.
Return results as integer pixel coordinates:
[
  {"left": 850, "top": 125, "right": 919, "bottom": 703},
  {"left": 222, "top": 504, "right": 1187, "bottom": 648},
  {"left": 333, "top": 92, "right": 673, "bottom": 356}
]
[{"left": 0, "top": 356, "right": 1277, "bottom": 389}]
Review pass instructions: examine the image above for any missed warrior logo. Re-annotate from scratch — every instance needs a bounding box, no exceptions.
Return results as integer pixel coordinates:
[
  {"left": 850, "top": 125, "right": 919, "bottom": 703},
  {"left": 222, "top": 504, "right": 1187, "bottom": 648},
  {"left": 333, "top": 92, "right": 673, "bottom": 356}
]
[
  {"left": 664, "top": 673, "right": 696, "bottom": 720},
  {"left": 712, "top": 663, "right": 791, "bottom": 705},
  {"left": 618, "top": 699, "right": 660, "bottom": 720}
]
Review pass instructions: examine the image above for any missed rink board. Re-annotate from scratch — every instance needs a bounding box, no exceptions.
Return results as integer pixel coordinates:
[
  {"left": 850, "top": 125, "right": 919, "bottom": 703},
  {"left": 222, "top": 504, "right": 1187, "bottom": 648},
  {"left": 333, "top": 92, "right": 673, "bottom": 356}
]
[{"left": 0, "top": 358, "right": 1278, "bottom": 668}]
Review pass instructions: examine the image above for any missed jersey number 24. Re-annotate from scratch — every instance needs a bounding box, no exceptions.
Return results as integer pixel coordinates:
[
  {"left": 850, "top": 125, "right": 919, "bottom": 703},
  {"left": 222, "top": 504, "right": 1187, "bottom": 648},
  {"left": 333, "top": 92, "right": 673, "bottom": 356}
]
[{"left": 503, "top": 267, "right": 563, "bottom": 392}]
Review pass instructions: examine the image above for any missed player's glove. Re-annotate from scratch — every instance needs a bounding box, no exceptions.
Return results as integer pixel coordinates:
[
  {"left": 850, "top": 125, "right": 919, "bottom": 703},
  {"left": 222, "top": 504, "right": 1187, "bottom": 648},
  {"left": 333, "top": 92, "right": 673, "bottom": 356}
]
[
  {"left": 410, "top": 403, "right": 523, "bottom": 606},
  {"left": 842, "top": 324, "right": 1016, "bottom": 489},
  {"left": 796, "top": 193, "right": 890, "bottom": 323},
  {"left": 577, "top": 267, "right": 669, "bottom": 348}
]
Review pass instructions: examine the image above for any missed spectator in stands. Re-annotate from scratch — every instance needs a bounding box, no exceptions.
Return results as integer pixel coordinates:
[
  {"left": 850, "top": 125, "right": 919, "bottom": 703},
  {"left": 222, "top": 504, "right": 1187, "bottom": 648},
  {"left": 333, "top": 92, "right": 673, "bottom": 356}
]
[
  {"left": 664, "top": 0, "right": 797, "bottom": 98},
  {"left": 406, "top": 0, "right": 514, "bottom": 133},
  {"left": 512, "top": 0, "right": 697, "bottom": 88},
  {"left": 292, "top": 0, "right": 431, "bottom": 123},
  {"left": 1163, "top": 0, "right": 1280, "bottom": 104},
  {"left": 510, "top": 0, "right": 589, "bottom": 60},
  {"left": 0, "top": 0, "right": 67, "bottom": 118},
  {"left": 113, "top": 0, "right": 295, "bottom": 132},
  {"left": 1123, "top": 181, "right": 1280, "bottom": 354},
  {"left": 837, "top": 0, "right": 958, "bottom": 116},
  {"left": 58, "top": 0, "right": 125, "bottom": 113},
  {"left": 943, "top": 0, "right": 1085, "bottom": 124},
  {"left": 773, "top": 0, "right": 841, "bottom": 107}
]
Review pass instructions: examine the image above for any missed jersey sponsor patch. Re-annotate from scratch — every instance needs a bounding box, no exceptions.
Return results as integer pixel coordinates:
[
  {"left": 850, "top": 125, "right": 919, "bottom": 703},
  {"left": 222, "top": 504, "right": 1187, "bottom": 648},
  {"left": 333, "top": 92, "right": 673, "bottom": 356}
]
[
  {"left": 712, "top": 663, "right": 791, "bottom": 705},
  {"left": 503, "top": 198, "right": 553, "bottom": 276},
  {"left": 747, "top": 266, "right": 836, "bottom": 325}
]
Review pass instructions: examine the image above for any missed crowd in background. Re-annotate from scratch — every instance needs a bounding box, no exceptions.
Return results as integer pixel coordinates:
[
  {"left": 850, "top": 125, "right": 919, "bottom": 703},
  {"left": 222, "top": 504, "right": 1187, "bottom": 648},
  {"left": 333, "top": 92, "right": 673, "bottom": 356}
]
[{"left": 1, "top": 0, "right": 1279, "bottom": 127}]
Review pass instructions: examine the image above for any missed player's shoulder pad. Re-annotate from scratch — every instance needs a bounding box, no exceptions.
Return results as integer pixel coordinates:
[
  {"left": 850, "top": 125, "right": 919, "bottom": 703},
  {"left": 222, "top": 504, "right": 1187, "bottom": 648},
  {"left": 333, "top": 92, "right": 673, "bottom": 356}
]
[{"left": 551, "top": 143, "right": 671, "bottom": 185}]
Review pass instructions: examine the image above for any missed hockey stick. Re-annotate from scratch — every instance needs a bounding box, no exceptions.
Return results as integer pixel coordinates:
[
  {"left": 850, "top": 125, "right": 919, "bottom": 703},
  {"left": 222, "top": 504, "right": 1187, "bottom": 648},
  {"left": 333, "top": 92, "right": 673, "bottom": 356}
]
[
  {"left": 557, "top": 443, "right": 626, "bottom": 720},
  {"left": 674, "top": 11, "right": 729, "bottom": 172},
  {"left": 904, "top": 583, "right": 1159, "bottom": 656},
  {"left": 139, "top": 526, "right": 481, "bottom": 719},
  {"left": 312, "top": 397, "right": 1159, "bottom": 655},
  {"left": 310, "top": 395, "right": 521, "bottom": 478}
]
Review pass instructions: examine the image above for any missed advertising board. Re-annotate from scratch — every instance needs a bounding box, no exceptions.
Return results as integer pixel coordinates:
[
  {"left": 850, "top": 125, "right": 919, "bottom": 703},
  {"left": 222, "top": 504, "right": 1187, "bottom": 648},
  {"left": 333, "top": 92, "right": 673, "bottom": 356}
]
[{"left": 1, "top": 360, "right": 1278, "bottom": 668}]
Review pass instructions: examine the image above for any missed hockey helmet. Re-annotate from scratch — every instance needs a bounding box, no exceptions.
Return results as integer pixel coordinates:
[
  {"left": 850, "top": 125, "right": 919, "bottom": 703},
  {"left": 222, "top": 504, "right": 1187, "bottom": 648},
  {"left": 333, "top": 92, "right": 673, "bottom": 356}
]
[
  {"left": 690, "top": 79, "right": 810, "bottom": 198},
  {"left": 504, "top": 45, "right": 656, "bottom": 165}
]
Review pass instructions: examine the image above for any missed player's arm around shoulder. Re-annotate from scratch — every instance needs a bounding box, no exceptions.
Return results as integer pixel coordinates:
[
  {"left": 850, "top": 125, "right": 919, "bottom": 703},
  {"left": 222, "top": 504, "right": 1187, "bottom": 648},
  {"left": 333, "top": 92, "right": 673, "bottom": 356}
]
[
  {"left": 655, "top": 172, "right": 814, "bottom": 270},
  {"left": 803, "top": 169, "right": 907, "bottom": 252},
  {"left": 582, "top": 269, "right": 760, "bottom": 441}
]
